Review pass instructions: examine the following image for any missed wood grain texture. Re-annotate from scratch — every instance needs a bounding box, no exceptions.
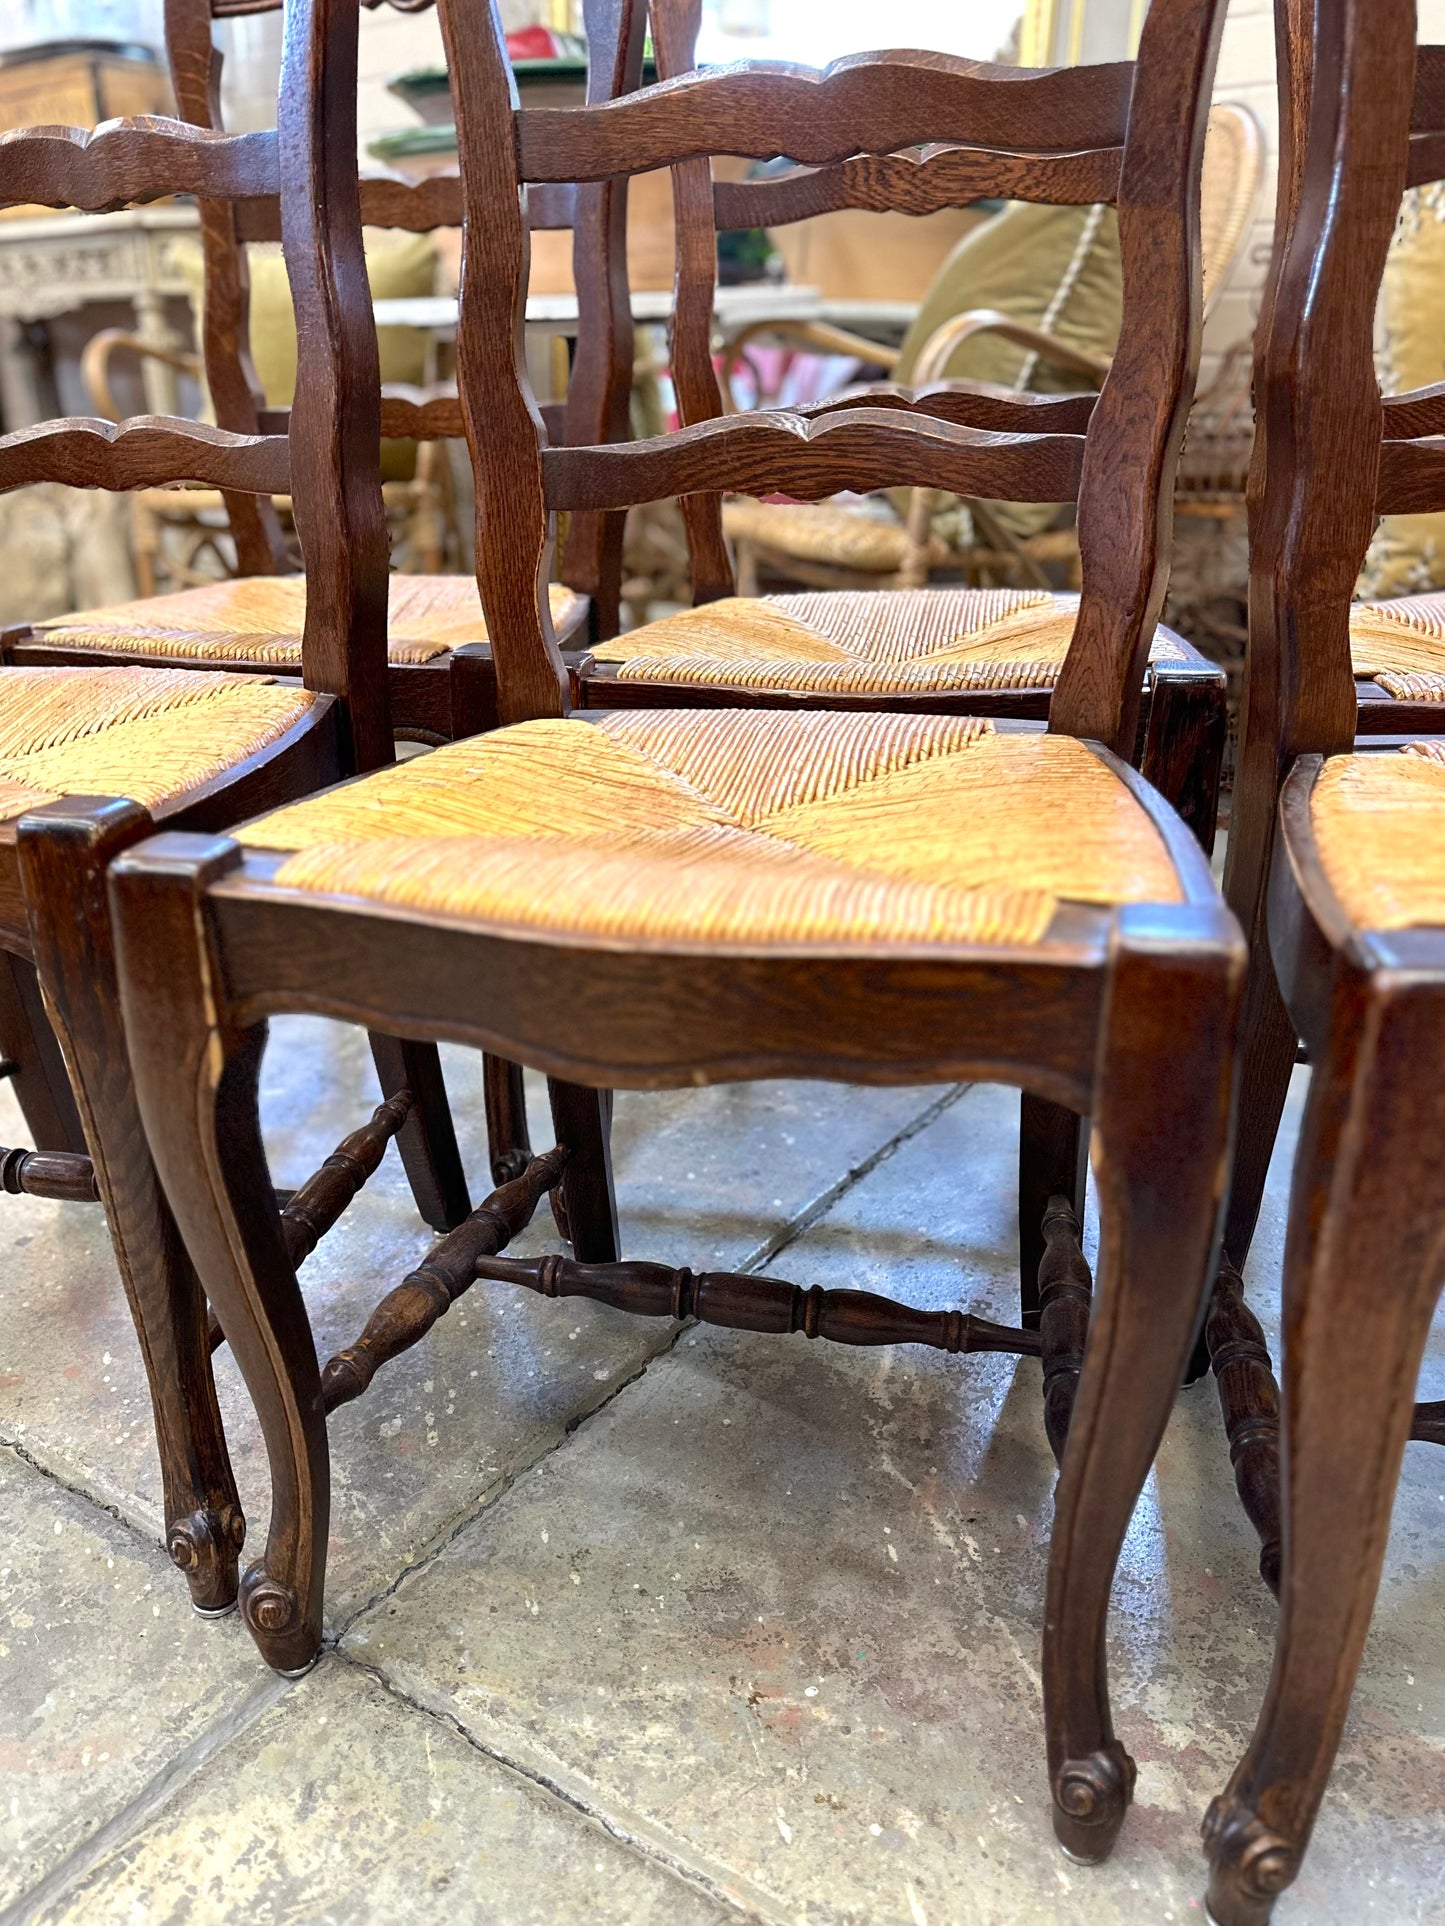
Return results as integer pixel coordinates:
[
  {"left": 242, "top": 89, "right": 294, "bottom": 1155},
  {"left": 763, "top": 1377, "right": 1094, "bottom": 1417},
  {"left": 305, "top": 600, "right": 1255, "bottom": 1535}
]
[
  {"left": 713, "top": 143, "right": 1122, "bottom": 228},
  {"left": 277, "top": 1088, "right": 412, "bottom": 1266},
  {"left": 516, "top": 53, "right": 1135, "bottom": 183},
  {"left": 276, "top": 0, "right": 393, "bottom": 769},
  {"left": 165, "top": 0, "right": 289, "bottom": 575},
  {"left": 1205, "top": 1251, "right": 1282, "bottom": 1593},
  {"left": 0, "top": 416, "right": 289, "bottom": 495},
  {"left": 320, "top": 1145, "right": 567, "bottom": 1411},
  {"left": 0, "top": 120, "right": 277, "bottom": 211},
  {"left": 473, "top": 1249, "right": 1044, "bottom": 1356},
  {"left": 1049, "top": 0, "right": 1226, "bottom": 756},
  {"left": 1037, "top": 1191, "right": 1093, "bottom": 1463},
  {"left": 795, "top": 381, "right": 1099, "bottom": 436},
  {"left": 438, "top": 0, "right": 569, "bottom": 724},
  {"left": 542, "top": 407, "right": 1087, "bottom": 512},
  {"left": 0, "top": 1144, "right": 99, "bottom": 1201}
]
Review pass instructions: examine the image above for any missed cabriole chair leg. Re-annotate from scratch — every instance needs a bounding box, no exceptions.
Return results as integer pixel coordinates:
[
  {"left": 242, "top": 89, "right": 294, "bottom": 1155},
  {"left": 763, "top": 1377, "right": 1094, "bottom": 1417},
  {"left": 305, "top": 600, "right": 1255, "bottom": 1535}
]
[
  {"left": 1204, "top": 973, "right": 1445, "bottom": 1926},
  {"left": 19, "top": 800, "right": 244, "bottom": 1615}
]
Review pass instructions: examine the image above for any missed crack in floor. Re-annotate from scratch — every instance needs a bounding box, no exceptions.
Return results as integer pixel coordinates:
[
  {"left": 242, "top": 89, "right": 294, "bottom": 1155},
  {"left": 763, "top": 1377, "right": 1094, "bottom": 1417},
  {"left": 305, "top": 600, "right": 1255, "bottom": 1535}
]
[{"left": 7, "top": 1083, "right": 968, "bottom": 1920}]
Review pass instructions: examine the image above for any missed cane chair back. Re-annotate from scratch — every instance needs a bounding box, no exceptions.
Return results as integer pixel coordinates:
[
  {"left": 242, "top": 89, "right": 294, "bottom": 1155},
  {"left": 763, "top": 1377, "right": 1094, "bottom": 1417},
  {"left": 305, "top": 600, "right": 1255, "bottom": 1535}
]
[{"left": 444, "top": 0, "right": 1227, "bottom": 759}]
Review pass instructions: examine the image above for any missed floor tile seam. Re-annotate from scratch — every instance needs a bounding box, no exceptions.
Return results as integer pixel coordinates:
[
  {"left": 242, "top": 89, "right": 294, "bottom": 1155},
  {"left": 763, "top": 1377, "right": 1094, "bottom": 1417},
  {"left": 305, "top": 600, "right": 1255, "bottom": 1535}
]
[
  {"left": 335, "top": 1648, "right": 788, "bottom": 1926},
  {"left": 330, "top": 1081, "right": 971, "bottom": 1642},
  {"left": 0, "top": 1436, "right": 162, "bottom": 1561},
  {"left": 0, "top": 1673, "right": 295, "bottom": 1926}
]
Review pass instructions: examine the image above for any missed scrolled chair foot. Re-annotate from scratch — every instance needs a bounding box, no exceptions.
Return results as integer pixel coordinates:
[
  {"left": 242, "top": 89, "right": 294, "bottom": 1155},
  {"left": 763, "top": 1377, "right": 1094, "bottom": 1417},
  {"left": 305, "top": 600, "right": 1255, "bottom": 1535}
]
[
  {"left": 166, "top": 1504, "right": 245, "bottom": 1616},
  {"left": 1202, "top": 1794, "right": 1299, "bottom": 1926},
  {"left": 1051, "top": 1741, "right": 1137, "bottom": 1863},
  {"left": 239, "top": 1564, "right": 321, "bottom": 1676}
]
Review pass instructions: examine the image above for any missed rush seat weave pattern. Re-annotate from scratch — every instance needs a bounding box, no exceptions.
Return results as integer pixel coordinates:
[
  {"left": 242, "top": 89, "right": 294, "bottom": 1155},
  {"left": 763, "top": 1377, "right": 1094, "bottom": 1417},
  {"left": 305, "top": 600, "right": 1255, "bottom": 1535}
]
[
  {"left": 237, "top": 708, "right": 1184, "bottom": 949},
  {"left": 1349, "top": 592, "right": 1445, "bottom": 699},
  {"left": 1311, "top": 739, "right": 1445, "bottom": 930},
  {"left": 0, "top": 666, "right": 319, "bottom": 822},
  {"left": 37, "top": 576, "right": 583, "bottom": 668},
  {"left": 589, "top": 587, "right": 1188, "bottom": 695},
  {"left": 720, "top": 499, "right": 952, "bottom": 573}
]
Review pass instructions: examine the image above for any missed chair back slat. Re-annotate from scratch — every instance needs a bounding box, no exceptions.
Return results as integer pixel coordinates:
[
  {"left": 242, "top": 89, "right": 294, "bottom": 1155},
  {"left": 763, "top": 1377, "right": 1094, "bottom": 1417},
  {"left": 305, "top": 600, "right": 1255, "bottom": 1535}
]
[
  {"left": 446, "top": 0, "right": 1226, "bottom": 739},
  {"left": 0, "top": 122, "right": 277, "bottom": 208},
  {"left": 1378, "top": 436, "right": 1445, "bottom": 513},
  {"left": 713, "top": 145, "right": 1123, "bottom": 229},
  {"left": 798, "top": 385, "right": 1099, "bottom": 435},
  {"left": 542, "top": 408, "right": 1086, "bottom": 513},
  {"left": 516, "top": 54, "right": 1136, "bottom": 183},
  {"left": 0, "top": 417, "right": 290, "bottom": 494},
  {"left": 1048, "top": 0, "right": 1226, "bottom": 754}
]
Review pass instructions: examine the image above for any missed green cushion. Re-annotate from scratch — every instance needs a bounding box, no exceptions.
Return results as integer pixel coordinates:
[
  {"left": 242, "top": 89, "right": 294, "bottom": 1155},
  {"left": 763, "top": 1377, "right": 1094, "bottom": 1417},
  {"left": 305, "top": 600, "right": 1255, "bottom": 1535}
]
[{"left": 892, "top": 201, "right": 1121, "bottom": 543}]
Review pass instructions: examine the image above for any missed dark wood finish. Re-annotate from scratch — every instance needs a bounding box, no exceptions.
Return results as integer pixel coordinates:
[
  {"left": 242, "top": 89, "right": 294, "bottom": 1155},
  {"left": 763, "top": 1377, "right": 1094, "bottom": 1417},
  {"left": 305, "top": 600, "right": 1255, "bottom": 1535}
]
[
  {"left": 483, "top": 1055, "right": 532, "bottom": 1185},
  {"left": 474, "top": 1249, "right": 1044, "bottom": 1357},
  {"left": 713, "top": 144, "right": 1122, "bottom": 228},
  {"left": 0, "top": 949, "right": 87, "bottom": 1154},
  {"left": 278, "top": 1088, "right": 413, "bottom": 1266},
  {"left": 1204, "top": 1252, "right": 1281, "bottom": 1593},
  {"left": 0, "top": 1145, "right": 99, "bottom": 1202},
  {"left": 1018, "top": 1095, "right": 1088, "bottom": 1331},
  {"left": 320, "top": 1145, "right": 568, "bottom": 1410},
  {"left": 1204, "top": 6, "right": 1445, "bottom": 1921},
  {"left": 107, "top": 31, "right": 1250, "bottom": 1896},
  {"left": 1036, "top": 1192, "right": 1093, "bottom": 1463},
  {"left": 0, "top": 121, "right": 277, "bottom": 208},
  {"left": 367, "top": 1033, "right": 471, "bottom": 1233}
]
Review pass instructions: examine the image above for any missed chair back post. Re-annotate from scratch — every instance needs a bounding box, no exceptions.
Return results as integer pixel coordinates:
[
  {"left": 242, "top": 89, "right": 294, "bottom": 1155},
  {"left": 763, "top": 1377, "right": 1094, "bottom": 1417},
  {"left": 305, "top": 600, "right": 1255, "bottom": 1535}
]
[
  {"left": 559, "top": 0, "right": 649, "bottom": 637},
  {"left": 165, "top": 0, "right": 291, "bottom": 574},
  {"left": 278, "top": 0, "right": 395, "bottom": 771},
  {"left": 651, "top": 0, "right": 735, "bottom": 604},
  {"left": 1225, "top": 0, "right": 1414, "bottom": 928},
  {"left": 1048, "top": 0, "right": 1227, "bottom": 756},
  {"left": 439, "top": 0, "right": 570, "bottom": 724}
]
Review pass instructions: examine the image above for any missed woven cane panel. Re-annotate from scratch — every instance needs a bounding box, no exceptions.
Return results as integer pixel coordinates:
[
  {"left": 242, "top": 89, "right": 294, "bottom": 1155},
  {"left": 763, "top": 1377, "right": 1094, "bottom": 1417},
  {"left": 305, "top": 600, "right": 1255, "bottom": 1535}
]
[
  {"left": 1351, "top": 592, "right": 1445, "bottom": 698},
  {"left": 239, "top": 708, "right": 1183, "bottom": 950}
]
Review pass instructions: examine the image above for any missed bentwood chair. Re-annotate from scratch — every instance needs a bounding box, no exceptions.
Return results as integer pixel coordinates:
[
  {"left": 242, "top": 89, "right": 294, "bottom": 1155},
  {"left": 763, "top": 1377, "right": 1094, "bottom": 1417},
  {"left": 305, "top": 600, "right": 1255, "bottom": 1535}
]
[
  {"left": 0, "top": 0, "right": 593, "bottom": 746},
  {"left": 560, "top": 0, "right": 1230, "bottom": 873},
  {"left": 720, "top": 99, "right": 1265, "bottom": 601},
  {"left": 0, "top": 0, "right": 469, "bottom": 1616},
  {"left": 1201, "top": 2, "right": 1445, "bottom": 1919},
  {"left": 111, "top": 0, "right": 1242, "bottom": 1864},
  {"left": 1196, "top": 0, "right": 1445, "bottom": 1603}
]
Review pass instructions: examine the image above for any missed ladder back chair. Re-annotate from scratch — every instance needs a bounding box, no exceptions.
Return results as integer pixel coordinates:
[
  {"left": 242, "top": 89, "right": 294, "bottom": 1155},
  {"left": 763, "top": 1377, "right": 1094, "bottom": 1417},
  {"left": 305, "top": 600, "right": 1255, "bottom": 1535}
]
[
  {"left": 562, "top": 0, "right": 1229, "bottom": 869},
  {"left": 1200, "top": 1, "right": 1445, "bottom": 1919},
  {"left": 1201, "top": 0, "right": 1445, "bottom": 1601},
  {"left": 0, "top": 0, "right": 471, "bottom": 1619},
  {"left": 0, "top": 0, "right": 600, "bottom": 747},
  {"left": 110, "top": 0, "right": 1243, "bottom": 1863}
]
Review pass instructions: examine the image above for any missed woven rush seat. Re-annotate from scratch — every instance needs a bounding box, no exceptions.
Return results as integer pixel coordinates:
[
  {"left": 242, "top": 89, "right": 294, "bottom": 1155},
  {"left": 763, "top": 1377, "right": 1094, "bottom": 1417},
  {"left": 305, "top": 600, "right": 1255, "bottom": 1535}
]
[
  {"left": 0, "top": 665, "right": 319, "bottom": 823},
  {"left": 1310, "top": 739, "right": 1445, "bottom": 930},
  {"left": 236, "top": 708, "right": 1184, "bottom": 949},
  {"left": 1349, "top": 591, "right": 1445, "bottom": 699},
  {"left": 720, "top": 499, "right": 952, "bottom": 573},
  {"left": 35, "top": 575, "right": 583, "bottom": 670},
  {"left": 588, "top": 587, "right": 1189, "bottom": 695}
]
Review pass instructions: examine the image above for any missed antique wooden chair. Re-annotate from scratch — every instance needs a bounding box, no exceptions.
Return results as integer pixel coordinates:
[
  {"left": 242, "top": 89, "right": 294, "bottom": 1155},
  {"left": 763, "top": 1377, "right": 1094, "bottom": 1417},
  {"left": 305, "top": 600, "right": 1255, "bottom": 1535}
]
[
  {"left": 0, "top": 0, "right": 472, "bottom": 1617},
  {"left": 1199, "top": 2, "right": 1445, "bottom": 1920},
  {"left": 110, "top": 0, "right": 1242, "bottom": 1866},
  {"left": 554, "top": 0, "right": 1229, "bottom": 871},
  {"left": 1194, "top": 0, "right": 1445, "bottom": 1606},
  {"left": 0, "top": 0, "right": 597, "bottom": 746}
]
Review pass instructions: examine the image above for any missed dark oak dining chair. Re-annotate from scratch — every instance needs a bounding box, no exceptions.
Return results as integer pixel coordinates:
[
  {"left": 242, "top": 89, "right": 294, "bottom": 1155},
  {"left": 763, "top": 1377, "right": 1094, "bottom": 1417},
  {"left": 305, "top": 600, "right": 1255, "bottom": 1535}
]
[
  {"left": 0, "top": 0, "right": 601, "bottom": 745},
  {"left": 110, "top": 0, "right": 1243, "bottom": 1866},
  {"left": 1201, "top": 1, "right": 1445, "bottom": 1919},
  {"left": 564, "top": 0, "right": 1229, "bottom": 866},
  {"left": 0, "top": 0, "right": 469, "bottom": 1617},
  {"left": 1196, "top": 0, "right": 1445, "bottom": 1603}
]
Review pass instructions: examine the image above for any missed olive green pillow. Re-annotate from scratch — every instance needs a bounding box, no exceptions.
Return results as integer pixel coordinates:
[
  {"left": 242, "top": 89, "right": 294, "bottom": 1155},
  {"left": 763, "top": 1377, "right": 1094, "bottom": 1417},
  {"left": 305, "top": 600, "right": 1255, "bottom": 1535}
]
[
  {"left": 1360, "top": 183, "right": 1445, "bottom": 596},
  {"left": 890, "top": 201, "right": 1121, "bottom": 542},
  {"left": 175, "top": 233, "right": 437, "bottom": 481}
]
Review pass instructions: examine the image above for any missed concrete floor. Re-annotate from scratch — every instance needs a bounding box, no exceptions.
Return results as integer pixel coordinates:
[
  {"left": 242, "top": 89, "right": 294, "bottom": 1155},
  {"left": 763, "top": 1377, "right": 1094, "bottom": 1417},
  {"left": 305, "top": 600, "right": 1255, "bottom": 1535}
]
[{"left": 1, "top": 1027, "right": 1441, "bottom": 1925}]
